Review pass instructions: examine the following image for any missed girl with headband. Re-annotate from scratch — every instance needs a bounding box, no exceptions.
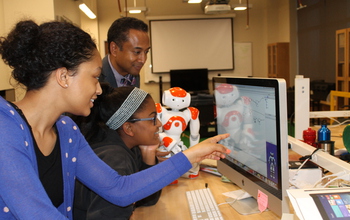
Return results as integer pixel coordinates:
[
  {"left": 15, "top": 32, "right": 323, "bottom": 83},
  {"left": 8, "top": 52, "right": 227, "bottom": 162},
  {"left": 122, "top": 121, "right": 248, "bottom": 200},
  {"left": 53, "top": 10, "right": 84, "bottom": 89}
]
[
  {"left": 0, "top": 20, "right": 229, "bottom": 219},
  {"left": 73, "top": 83, "right": 165, "bottom": 219}
]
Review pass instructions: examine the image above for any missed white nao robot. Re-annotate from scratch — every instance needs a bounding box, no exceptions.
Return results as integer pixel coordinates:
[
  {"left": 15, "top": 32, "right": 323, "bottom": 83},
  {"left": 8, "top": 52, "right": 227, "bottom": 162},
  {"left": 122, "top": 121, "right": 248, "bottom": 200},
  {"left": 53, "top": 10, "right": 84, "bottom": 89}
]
[
  {"left": 156, "top": 87, "right": 200, "bottom": 179},
  {"left": 215, "top": 83, "right": 255, "bottom": 151}
]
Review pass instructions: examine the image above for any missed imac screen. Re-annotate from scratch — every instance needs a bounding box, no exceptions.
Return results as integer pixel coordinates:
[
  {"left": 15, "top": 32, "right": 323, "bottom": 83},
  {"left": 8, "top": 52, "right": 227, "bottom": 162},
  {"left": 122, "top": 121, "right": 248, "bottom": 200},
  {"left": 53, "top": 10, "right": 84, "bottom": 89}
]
[
  {"left": 213, "top": 76, "right": 289, "bottom": 217},
  {"left": 170, "top": 69, "right": 209, "bottom": 94}
]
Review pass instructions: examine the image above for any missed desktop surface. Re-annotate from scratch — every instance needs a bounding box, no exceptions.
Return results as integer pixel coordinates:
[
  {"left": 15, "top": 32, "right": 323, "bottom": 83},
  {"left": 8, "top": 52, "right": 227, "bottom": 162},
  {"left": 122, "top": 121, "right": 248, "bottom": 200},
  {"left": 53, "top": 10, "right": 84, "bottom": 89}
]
[{"left": 131, "top": 171, "right": 280, "bottom": 220}]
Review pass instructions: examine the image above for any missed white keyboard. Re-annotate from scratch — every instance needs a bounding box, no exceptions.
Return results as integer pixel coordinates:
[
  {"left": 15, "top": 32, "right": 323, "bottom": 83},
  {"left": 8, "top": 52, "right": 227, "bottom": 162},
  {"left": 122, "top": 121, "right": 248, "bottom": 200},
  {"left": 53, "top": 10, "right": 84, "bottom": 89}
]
[{"left": 186, "top": 188, "right": 224, "bottom": 220}]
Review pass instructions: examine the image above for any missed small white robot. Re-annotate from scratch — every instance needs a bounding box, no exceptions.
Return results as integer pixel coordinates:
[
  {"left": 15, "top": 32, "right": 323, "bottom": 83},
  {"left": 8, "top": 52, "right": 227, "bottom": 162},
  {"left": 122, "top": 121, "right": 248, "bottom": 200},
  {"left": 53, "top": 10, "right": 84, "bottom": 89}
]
[
  {"left": 214, "top": 83, "right": 255, "bottom": 151},
  {"left": 268, "top": 152, "right": 277, "bottom": 179},
  {"left": 156, "top": 87, "right": 200, "bottom": 179}
]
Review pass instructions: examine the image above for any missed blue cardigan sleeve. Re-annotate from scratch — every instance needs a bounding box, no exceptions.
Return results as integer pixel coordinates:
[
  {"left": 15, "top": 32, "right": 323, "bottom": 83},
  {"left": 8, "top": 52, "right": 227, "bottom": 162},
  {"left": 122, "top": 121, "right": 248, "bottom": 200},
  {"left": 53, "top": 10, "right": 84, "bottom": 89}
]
[{"left": 75, "top": 138, "right": 191, "bottom": 207}]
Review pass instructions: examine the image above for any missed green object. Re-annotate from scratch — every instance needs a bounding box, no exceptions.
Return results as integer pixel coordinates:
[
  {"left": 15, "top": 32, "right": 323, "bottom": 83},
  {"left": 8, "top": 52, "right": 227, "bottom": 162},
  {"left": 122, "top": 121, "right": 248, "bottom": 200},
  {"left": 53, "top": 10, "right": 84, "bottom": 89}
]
[{"left": 343, "top": 125, "right": 350, "bottom": 152}]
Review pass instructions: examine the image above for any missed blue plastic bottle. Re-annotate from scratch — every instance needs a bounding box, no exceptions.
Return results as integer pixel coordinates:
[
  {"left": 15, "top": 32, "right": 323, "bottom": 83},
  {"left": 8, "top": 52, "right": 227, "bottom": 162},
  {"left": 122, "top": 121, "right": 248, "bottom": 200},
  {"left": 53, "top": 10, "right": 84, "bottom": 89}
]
[{"left": 317, "top": 120, "right": 331, "bottom": 141}]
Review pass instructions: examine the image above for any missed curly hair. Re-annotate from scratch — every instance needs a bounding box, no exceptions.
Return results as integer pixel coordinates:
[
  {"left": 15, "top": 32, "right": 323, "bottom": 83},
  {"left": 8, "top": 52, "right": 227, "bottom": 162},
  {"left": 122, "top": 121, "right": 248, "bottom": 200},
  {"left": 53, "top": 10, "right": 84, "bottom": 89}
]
[
  {"left": 73, "top": 83, "right": 151, "bottom": 144},
  {"left": 107, "top": 17, "right": 148, "bottom": 52},
  {"left": 0, "top": 20, "right": 97, "bottom": 91}
]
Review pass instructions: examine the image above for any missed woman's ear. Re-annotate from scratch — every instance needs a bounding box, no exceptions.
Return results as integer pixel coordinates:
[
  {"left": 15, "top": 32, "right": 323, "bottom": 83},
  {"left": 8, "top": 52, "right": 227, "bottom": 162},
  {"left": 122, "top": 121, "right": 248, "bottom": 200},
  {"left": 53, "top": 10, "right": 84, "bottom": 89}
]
[
  {"left": 55, "top": 67, "right": 69, "bottom": 88},
  {"left": 121, "top": 122, "right": 135, "bottom": 137}
]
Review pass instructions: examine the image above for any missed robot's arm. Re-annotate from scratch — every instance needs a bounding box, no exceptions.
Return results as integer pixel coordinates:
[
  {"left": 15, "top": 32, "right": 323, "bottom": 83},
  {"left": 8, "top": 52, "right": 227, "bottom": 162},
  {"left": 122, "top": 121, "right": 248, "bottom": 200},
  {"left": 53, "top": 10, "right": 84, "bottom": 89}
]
[
  {"left": 155, "top": 103, "right": 163, "bottom": 120},
  {"left": 159, "top": 133, "right": 176, "bottom": 151},
  {"left": 158, "top": 133, "right": 184, "bottom": 156},
  {"left": 187, "top": 107, "right": 200, "bottom": 147}
]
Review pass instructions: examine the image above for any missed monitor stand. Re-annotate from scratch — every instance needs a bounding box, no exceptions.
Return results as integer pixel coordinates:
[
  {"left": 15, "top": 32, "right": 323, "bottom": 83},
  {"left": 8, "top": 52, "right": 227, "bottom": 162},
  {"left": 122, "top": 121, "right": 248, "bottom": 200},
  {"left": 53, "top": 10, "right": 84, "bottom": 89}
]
[{"left": 226, "top": 197, "right": 261, "bottom": 215}]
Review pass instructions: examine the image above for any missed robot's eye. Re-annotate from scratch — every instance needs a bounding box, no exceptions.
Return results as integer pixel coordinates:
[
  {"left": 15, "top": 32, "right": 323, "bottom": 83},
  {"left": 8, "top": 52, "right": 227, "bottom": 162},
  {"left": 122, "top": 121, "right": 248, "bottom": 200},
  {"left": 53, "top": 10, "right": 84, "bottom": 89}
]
[
  {"left": 172, "top": 99, "right": 175, "bottom": 101},
  {"left": 182, "top": 100, "right": 184, "bottom": 102}
]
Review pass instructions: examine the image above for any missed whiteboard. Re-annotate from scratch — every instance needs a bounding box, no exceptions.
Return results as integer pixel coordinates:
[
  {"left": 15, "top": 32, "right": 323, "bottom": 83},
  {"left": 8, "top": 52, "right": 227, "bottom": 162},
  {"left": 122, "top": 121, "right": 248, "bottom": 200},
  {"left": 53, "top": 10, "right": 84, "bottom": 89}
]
[
  {"left": 144, "top": 42, "right": 252, "bottom": 83},
  {"left": 149, "top": 18, "right": 234, "bottom": 73}
]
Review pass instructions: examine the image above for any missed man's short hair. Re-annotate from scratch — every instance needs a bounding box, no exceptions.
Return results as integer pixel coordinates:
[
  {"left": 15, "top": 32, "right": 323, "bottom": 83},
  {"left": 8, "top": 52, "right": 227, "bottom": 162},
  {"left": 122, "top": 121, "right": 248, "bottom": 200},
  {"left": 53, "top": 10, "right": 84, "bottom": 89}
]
[{"left": 107, "top": 17, "right": 148, "bottom": 53}]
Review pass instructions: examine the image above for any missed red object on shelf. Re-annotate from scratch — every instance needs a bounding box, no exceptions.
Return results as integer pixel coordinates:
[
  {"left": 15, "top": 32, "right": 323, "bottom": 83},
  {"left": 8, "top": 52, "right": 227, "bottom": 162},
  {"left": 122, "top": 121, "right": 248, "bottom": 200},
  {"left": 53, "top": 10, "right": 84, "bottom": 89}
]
[{"left": 302, "top": 127, "right": 317, "bottom": 147}]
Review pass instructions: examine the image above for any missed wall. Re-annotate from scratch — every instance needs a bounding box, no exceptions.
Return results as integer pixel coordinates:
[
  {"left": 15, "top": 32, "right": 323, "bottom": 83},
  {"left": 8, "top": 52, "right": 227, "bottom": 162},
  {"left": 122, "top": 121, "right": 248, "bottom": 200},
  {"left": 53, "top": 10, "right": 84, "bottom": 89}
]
[
  {"left": 0, "top": 0, "right": 56, "bottom": 100},
  {"left": 54, "top": 0, "right": 81, "bottom": 25},
  {"left": 0, "top": 0, "right": 98, "bottom": 100},
  {"left": 0, "top": 0, "right": 12, "bottom": 92},
  {"left": 78, "top": 0, "right": 100, "bottom": 51},
  {"left": 298, "top": 0, "right": 350, "bottom": 84}
]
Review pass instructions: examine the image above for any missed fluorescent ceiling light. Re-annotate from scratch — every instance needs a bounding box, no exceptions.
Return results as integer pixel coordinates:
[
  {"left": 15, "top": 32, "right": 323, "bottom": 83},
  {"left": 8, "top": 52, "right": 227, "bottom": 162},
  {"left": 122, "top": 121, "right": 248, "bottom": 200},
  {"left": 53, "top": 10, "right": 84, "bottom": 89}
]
[
  {"left": 232, "top": 3, "right": 252, "bottom": 11},
  {"left": 188, "top": 0, "right": 202, "bottom": 3},
  {"left": 233, "top": 6, "right": 247, "bottom": 10},
  {"left": 79, "top": 3, "right": 96, "bottom": 19},
  {"left": 126, "top": 6, "right": 147, "bottom": 14}
]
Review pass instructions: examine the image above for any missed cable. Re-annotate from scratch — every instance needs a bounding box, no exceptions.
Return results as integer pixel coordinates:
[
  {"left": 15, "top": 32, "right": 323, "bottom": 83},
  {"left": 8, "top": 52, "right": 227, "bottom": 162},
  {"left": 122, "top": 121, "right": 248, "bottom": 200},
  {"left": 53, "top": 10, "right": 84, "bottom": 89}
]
[
  {"left": 312, "top": 170, "right": 347, "bottom": 188},
  {"left": 319, "top": 172, "right": 350, "bottom": 188},
  {"left": 289, "top": 148, "right": 321, "bottom": 188}
]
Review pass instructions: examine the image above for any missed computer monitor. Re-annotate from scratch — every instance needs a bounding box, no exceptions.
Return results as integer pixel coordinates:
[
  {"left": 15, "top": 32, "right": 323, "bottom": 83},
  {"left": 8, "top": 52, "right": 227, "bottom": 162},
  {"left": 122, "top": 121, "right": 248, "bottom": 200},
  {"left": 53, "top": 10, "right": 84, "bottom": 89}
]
[
  {"left": 213, "top": 76, "right": 290, "bottom": 217},
  {"left": 170, "top": 68, "right": 209, "bottom": 94}
]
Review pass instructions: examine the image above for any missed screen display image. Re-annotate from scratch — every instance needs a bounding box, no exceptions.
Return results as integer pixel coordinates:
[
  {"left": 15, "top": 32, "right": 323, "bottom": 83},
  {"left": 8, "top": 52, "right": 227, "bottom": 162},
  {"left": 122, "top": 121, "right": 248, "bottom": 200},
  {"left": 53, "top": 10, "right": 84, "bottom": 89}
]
[
  {"left": 311, "top": 192, "right": 350, "bottom": 220},
  {"left": 215, "top": 83, "right": 279, "bottom": 189},
  {"left": 213, "top": 77, "right": 289, "bottom": 217}
]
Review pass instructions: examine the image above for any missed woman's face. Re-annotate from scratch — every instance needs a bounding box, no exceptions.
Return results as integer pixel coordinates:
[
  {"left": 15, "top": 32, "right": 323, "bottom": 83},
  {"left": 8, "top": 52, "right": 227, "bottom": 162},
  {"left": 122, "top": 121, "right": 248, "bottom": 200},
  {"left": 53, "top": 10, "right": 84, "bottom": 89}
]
[
  {"left": 130, "top": 97, "right": 162, "bottom": 145},
  {"left": 66, "top": 49, "right": 102, "bottom": 116}
]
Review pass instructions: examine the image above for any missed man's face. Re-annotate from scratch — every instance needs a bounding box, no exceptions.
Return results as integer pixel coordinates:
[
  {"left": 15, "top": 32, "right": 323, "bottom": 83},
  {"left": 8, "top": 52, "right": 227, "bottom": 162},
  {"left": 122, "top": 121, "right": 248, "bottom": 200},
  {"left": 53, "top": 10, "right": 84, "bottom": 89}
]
[{"left": 110, "top": 29, "right": 150, "bottom": 77}]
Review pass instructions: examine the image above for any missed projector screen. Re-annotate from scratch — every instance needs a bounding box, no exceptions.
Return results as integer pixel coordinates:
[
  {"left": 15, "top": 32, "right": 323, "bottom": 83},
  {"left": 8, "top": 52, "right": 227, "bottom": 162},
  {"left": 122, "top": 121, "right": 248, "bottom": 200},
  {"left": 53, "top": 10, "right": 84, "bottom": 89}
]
[{"left": 149, "top": 18, "right": 234, "bottom": 73}]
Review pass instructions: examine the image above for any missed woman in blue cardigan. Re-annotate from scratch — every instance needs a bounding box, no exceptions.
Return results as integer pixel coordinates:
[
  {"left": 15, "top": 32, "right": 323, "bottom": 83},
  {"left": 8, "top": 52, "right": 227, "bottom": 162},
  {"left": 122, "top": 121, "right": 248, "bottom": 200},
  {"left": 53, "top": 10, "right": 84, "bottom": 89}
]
[{"left": 0, "top": 20, "right": 229, "bottom": 219}]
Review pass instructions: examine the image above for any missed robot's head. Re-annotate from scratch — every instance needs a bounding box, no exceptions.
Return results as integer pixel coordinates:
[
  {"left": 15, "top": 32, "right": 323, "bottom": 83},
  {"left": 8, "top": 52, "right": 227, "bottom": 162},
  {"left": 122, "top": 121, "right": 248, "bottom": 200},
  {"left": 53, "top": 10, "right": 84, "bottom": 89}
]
[
  {"left": 214, "top": 83, "right": 240, "bottom": 107},
  {"left": 162, "top": 87, "right": 190, "bottom": 110}
]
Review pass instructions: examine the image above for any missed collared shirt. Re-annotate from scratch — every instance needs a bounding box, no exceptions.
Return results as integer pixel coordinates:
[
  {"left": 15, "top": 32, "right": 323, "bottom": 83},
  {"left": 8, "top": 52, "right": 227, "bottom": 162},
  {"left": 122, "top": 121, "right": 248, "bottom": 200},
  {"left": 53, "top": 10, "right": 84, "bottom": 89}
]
[
  {"left": 108, "top": 55, "right": 125, "bottom": 88},
  {"left": 107, "top": 55, "right": 135, "bottom": 87}
]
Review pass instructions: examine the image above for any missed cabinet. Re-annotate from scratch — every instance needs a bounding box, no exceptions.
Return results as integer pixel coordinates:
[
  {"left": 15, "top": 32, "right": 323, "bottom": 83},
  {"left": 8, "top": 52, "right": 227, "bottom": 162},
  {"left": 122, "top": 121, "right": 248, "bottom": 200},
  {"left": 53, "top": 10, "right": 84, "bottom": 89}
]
[
  {"left": 335, "top": 28, "right": 350, "bottom": 108},
  {"left": 268, "top": 42, "right": 290, "bottom": 87}
]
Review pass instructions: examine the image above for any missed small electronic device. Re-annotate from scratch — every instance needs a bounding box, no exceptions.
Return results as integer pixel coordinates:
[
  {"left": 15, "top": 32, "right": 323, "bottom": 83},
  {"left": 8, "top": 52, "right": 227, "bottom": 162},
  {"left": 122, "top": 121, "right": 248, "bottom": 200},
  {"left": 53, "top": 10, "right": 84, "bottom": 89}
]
[
  {"left": 310, "top": 191, "right": 350, "bottom": 220},
  {"left": 213, "top": 76, "right": 290, "bottom": 217},
  {"left": 185, "top": 187, "right": 224, "bottom": 220},
  {"left": 170, "top": 68, "right": 209, "bottom": 95}
]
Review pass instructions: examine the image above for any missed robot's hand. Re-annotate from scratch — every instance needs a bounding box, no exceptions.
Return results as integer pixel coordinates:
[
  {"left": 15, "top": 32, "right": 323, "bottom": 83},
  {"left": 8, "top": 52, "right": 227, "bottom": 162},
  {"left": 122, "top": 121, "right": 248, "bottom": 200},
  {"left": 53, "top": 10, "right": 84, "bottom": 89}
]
[{"left": 161, "top": 136, "right": 176, "bottom": 151}]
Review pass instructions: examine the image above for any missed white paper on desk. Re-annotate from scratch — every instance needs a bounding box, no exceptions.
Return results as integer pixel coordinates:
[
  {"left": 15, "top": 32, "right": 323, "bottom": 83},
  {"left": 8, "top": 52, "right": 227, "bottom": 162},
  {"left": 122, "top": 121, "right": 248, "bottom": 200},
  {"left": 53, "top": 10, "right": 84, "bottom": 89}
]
[
  {"left": 287, "top": 189, "right": 323, "bottom": 220},
  {"left": 222, "top": 189, "right": 252, "bottom": 200}
]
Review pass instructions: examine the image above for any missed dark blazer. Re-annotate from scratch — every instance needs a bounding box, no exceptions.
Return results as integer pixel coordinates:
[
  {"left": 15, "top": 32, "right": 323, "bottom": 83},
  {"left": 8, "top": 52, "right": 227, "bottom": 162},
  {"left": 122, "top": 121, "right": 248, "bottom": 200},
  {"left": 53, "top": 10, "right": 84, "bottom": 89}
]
[{"left": 100, "top": 55, "right": 140, "bottom": 88}]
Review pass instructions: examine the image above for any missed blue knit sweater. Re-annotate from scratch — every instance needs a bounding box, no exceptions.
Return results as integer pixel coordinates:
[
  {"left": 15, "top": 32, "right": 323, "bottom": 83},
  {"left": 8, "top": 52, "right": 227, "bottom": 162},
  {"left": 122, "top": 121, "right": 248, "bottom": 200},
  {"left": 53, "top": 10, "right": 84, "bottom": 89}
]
[{"left": 0, "top": 97, "right": 191, "bottom": 219}]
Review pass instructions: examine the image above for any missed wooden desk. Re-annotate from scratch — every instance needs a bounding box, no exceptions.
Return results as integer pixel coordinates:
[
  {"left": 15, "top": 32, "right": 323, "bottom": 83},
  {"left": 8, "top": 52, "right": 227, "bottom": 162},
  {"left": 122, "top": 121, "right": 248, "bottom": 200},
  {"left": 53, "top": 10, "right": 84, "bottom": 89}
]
[{"left": 131, "top": 171, "right": 280, "bottom": 220}]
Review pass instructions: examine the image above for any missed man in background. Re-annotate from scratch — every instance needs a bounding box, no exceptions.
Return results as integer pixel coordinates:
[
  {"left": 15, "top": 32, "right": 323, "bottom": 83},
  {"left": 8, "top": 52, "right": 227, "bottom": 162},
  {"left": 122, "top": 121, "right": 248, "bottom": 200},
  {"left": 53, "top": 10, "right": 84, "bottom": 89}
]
[{"left": 100, "top": 17, "right": 150, "bottom": 88}]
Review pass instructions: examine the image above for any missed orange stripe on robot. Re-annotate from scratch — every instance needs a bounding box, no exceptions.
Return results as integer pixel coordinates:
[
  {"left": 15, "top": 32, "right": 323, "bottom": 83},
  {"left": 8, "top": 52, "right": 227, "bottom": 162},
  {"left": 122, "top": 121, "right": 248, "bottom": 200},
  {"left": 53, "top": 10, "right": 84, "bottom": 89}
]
[
  {"left": 162, "top": 136, "right": 173, "bottom": 147},
  {"left": 188, "top": 107, "right": 199, "bottom": 120},
  {"left": 169, "top": 87, "right": 187, "bottom": 97},
  {"left": 163, "top": 116, "right": 187, "bottom": 131},
  {"left": 155, "top": 103, "right": 162, "bottom": 113}
]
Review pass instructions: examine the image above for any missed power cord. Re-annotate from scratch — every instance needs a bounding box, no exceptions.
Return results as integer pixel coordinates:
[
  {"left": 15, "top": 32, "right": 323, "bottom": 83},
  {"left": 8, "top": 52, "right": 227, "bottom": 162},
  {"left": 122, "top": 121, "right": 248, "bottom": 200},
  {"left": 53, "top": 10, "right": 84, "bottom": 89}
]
[
  {"left": 322, "top": 174, "right": 349, "bottom": 188},
  {"left": 312, "top": 170, "right": 348, "bottom": 188},
  {"left": 289, "top": 148, "right": 321, "bottom": 188}
]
